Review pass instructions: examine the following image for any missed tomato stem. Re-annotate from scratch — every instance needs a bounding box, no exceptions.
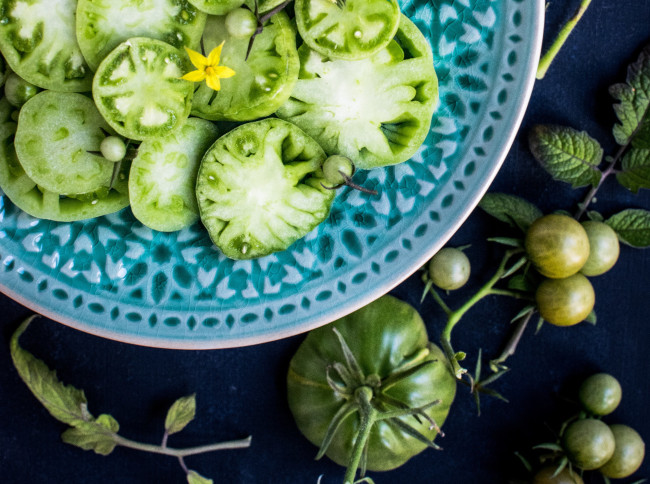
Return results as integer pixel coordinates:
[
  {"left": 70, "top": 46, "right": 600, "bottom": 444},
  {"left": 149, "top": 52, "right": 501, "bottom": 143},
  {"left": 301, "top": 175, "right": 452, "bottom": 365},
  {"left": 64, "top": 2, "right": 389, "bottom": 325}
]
[
  {"left": 536, "top": 0, "right": 593, "bottom": 79},
  {"left": 112, "top": 434, "right": 252, "bottom": 457},
  {"left": 343, "top": 387, "right": 378, "bottom": 484},
  {"left": 439, "top": 250, "right": 520, "bottom": 379}
]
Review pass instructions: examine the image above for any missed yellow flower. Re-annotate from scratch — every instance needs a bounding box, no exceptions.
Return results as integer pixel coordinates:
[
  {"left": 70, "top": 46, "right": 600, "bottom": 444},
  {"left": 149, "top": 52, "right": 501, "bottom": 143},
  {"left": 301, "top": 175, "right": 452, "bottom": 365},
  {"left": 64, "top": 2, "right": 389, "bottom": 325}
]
[{"left": 181, "top": 42, "right": 236, "bottom": 91}]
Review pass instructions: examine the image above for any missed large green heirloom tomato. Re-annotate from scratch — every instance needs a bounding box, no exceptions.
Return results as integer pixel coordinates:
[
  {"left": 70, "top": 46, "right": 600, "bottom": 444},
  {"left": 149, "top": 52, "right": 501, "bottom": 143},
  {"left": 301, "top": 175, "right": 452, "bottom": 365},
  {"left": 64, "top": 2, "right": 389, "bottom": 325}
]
[{"left": 287, "top": 295, "right": 456, "bottom": 472}]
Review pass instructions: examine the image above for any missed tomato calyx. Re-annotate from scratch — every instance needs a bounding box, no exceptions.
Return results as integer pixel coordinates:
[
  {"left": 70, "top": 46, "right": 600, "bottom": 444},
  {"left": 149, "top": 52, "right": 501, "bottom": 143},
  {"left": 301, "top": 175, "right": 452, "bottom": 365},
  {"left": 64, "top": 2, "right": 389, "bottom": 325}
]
[{"left": 319, "top": 329, "right": 445, "bottom": 482}]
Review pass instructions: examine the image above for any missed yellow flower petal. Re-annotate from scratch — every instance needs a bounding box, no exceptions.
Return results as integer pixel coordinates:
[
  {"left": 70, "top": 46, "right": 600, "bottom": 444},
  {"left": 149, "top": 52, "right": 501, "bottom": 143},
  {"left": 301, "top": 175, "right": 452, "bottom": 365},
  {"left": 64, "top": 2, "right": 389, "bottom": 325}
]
[
  {"left": 184, "top": 47, "right": 209, "bottom": 69},
  {"left": 205, "top": 74, "right": 221, "bottom": 91},
  {"left": 181, "top": 70, "right": 207, "bottom": 82},
  {"left": 214, "top": 65, "right": 236, "bottom": 79},
  {"left": 207, "top": 42, "right": 225, "bottom": 67}
]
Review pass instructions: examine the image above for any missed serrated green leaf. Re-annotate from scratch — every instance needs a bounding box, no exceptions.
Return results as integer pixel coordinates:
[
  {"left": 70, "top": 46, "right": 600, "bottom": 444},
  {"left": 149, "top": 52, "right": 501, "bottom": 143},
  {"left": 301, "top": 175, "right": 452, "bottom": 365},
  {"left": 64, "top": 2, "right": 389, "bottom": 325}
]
[
  {"left": 529, "top": 125, "right": 603, "bottom": 188},
  {"left": 606, "top": 209, "right": 650, "bottom": 247},
  {"left": 61, "top": 414, "right": 119, "bottom": 456},
  {"left": 187, "top": 470, "right": 214, "bottom": 484},
  {"left": 165, "top": 394, "right": 196, "bottom": 435},
  {"left": 479, "top": 193, "right": 543, "bottom": 231},
  {"left": 611, "top": 45, "right": 650, "bottom": 148},
  {"left": 617, "top": 148, "right": 650, "bottom": 193},
  {"left": 10, "top": 316, "right": 89, "bottom": 427}
]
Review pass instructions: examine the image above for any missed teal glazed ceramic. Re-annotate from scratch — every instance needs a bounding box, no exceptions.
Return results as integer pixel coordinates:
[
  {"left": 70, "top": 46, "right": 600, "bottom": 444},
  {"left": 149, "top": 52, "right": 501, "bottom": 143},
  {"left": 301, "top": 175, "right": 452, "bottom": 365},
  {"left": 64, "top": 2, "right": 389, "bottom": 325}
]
[{"left": 0, "top": 0, "right": 544, "bottom": 348}]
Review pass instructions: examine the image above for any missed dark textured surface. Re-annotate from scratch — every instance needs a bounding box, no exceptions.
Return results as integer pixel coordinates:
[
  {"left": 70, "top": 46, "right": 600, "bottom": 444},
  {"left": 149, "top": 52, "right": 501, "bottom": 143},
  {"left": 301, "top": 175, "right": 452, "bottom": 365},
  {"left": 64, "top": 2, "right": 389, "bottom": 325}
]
[{"left": 1, "top": 2, "right": 650, "bottom": 483}]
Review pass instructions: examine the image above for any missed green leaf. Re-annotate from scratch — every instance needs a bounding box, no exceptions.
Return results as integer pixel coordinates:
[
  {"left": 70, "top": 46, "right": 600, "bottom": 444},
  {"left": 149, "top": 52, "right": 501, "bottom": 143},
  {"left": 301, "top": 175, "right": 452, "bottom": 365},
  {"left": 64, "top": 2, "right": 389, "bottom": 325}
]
[
  {"left": 10, "top": 316, "right": 89, "bottom": 427},
  {"left": 165, "top": 394, "right": 196, "bottom": 435},
  {"left": 606, "top": 209, "right": 650, "bottom": 247},
  {"left": 617, "top": 148, "right": 650, "bottom": 193},
  {"left": 532, "top": 442, "right": 564, "bottom": 452},
  {"left": 187, "top": 471, "right": 214, "bottom": 484},
  {"left": 479, "top": 193, "right": 543, "bottom": 231},
  {"left": 585, "top": 309, "right": 597, "bottom": 325},
  {"left": 587, "top": 211, "right": 604, "bottom": 222},
  {"left": 61, "top": 414, "right": 119, "bottom": 456},
  {"left": 611, "top": 45, "right": 650, "bottom": 148},
  {"left": 488, "top": 237, "right": 523, "bottom": 248},
  {"left": 528, "top": 125, "right": 603, "bottom": 188}
]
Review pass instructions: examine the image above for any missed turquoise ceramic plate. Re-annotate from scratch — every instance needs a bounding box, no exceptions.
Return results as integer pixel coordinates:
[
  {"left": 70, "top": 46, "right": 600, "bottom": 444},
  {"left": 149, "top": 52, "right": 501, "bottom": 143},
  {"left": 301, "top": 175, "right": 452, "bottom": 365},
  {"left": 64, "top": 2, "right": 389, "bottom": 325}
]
[{"left": 0, "top": 0, "right": 544, "bottom": 349}]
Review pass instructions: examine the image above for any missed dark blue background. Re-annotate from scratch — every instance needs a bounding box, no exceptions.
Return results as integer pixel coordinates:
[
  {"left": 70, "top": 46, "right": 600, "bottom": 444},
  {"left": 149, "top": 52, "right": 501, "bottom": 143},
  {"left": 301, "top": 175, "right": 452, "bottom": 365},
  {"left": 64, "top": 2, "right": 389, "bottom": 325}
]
[{"left": 1, "top": 2, "right": 650, "bottom": 483}]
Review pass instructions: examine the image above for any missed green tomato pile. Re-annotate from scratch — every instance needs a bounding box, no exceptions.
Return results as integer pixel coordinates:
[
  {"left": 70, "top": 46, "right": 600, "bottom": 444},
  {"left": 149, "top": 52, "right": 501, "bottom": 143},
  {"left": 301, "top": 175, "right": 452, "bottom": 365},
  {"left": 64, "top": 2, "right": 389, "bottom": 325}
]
[
  {"left": 524, "top": 214, "right": 620, "bottom": 327},
  {"left": 0, "top": 0, "right": 438, "bottom": 260},
  {"left": 530, "top": 373, "right": 645, "bottom": 482}
]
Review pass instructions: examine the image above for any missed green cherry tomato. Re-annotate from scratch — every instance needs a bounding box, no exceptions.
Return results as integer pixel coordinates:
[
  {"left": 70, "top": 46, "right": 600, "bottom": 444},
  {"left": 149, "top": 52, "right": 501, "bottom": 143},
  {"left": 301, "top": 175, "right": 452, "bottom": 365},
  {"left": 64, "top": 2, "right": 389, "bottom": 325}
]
[
  {"left": 532, "top": 465, "right": 584, "bottom": 484},
  {"left": 225, "top": 8, "right": 258, "bottom": 39},
  {"left": 4, "top": 73, "right": 41, "bottom": 107},
  {"left": 525, "top": 214, "right": 590, "bottom": 279},
  {"left": 599, "top": 424, "right": 646, "bottom": 479},
  {"left": 322, "top": 155, "right": 354, "bottom": 186},
  {"left": 562, "top": 418, "right": 616, "bottom": 470},
  {"left": 578, "top": 373, "right": 622, "bottom": 416},
  {"left": 535, "top": 273, "right": 595, "bottom": 327},
  {"left": 100, "top": 136, "right": 127, "bottom": 162},
  {"left": 580, "top": 221, "right": 620, "bottom": 276},
  {"left": 287, "top": 295, "right": 456, "bottom": 471},
  {"left": 427, "top": 247, "right": 471, "bottom": 291}
]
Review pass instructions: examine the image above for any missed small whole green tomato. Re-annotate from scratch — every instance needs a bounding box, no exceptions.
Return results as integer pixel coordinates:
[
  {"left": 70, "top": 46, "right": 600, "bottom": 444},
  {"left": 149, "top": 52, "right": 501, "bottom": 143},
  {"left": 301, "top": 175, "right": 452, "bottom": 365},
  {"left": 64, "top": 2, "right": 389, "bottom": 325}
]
[
  {"left": 4, "top": 72, "right": 40, "bottom": 107},
  {"left": 562, "top": 418, "right": 616, "bottom": 470},
  {"left": 599, "top": 424, "right": 645, "bottom": 479},
  {"left": 322, "top": 155, "right": 354, "bottom": 186},
  {"left": 532, "top": 465, "right": 584, "bottom": 484},
  {"left": 525, "top": 214, "right": 590, "bottom": 279},
  {"left": 225, "top": 8, "right": 258, "bottom": 39},
  {"left": 580, "top": 221, "right": 620, "bottom": 276},
  {"left": 578, "top": 373, "right": 622, "bottom": 416},
  {"left": 100, "top": 136, "right": 127, "bottom": 162},
  {"left": 427, "top": 247, "right": 471, "bottom": 290},
  {"left": 535, "top": 273, "right": 595, "bottom": 326}
]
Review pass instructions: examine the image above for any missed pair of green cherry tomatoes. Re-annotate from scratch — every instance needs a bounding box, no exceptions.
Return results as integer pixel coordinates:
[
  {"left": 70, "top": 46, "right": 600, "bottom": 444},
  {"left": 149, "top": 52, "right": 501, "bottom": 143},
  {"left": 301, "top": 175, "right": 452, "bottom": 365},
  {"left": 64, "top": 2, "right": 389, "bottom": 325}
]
[{"left": 534, "top": 373, "right": 645, "bottom": 483}]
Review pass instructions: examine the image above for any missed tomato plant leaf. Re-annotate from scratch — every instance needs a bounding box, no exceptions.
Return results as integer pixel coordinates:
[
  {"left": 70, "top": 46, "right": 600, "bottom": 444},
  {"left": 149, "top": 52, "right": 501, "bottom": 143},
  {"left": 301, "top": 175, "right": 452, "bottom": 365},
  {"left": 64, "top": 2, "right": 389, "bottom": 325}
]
[
  {"left": 616, "top": 148, "right": 650, "bottom": 193},
  {"left": 606, "top": 209, "right": 650, "bottom": 247},
  {"left": 187, "top": 470, "right": 214, "bottom": 484},
  {"left": 487, "top": 237, "right": 523, "bottom": 248},
  {"left": 587, "top": 210, "right": 604, "bottom": 222},
  {"left": 61, "top": 414, "right": 119, "bottom": 455},
  {"left": 528, "top": 125, "right": 603, "bottom": 188},
  {"left": 611, "top": 45, "right": 650, "bottom": 148},
  {"left": 10, "top": 316, "right": 90, "bottom": 427},
  {"left": 479, "top": 193, "right": 542, "bottom": 231},
  {"left": 165, "top": 394, "right": 196, "bottom": 435}
]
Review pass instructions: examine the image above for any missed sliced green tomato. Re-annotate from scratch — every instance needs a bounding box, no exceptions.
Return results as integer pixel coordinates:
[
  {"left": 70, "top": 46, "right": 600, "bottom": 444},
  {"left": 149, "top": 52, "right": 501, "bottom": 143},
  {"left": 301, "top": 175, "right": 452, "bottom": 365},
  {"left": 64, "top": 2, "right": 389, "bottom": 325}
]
[
  {"left": 189, "top": 0, "right": 284, "bottom": 15},
  {"left": 277, "top": 14, "right": 438, "bottom": 169},
  {"left": 129, "top": 117, "right": 219, "bottom": 232},
  {"left": 295, "top": 0, "right": 400, "bottom": 60},
  {"left": 93, "top": 38, "right": 194, "bottom": 141},
  {"left": 190, "top": 12, "right": 298, "bottom": 121},
  {"left": 14, "top": 91, "right": 116, "bottom": 196},
  {"left": 0, "top": 0, "right": 92, "bottom": 91},
  {"left": 196, "top": 118, "right": 334, "bottom": 259},
  {"left": 0, "top": 99, "right": 129, "bottom": 222},
  {"left": 76, "top": 0, "right": 206, "bottom": 71}
]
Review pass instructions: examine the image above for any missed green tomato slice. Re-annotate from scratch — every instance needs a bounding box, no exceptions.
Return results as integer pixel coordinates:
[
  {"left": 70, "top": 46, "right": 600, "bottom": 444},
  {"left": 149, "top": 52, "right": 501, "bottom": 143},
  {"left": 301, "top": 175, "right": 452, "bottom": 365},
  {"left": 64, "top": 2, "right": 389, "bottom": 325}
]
[
  {"left": 93, "top": 37, "right": 194, "bottom": 141},
  {"left": 277, "top": 14, "right": 438, "bottom": 170},
  {"left": 14, "top": 91, "right": 116, "bottom": 197},
  {"left": 129, "top": 117, "right": 219, "bottom": 232},
  {"left": 190, "top": 12, "right": 299, "bottom": 121},
  {"left": 196, "top": 118, "right": 334, "bottom": 259},
  {"left": 0, "top": 98, "right": 129, "bottom": 222},
  {"left": 295, "top": 0, "right": 400, "bottom": 60},
  {"left": 189, "top": 0, "right": 284, "bottom": 15},
  {"left": 0, "top": 0, "right": 92, "bottom": 92},
  {"left": 76, "top": 0, "right": 206, "bottom": 71}
]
